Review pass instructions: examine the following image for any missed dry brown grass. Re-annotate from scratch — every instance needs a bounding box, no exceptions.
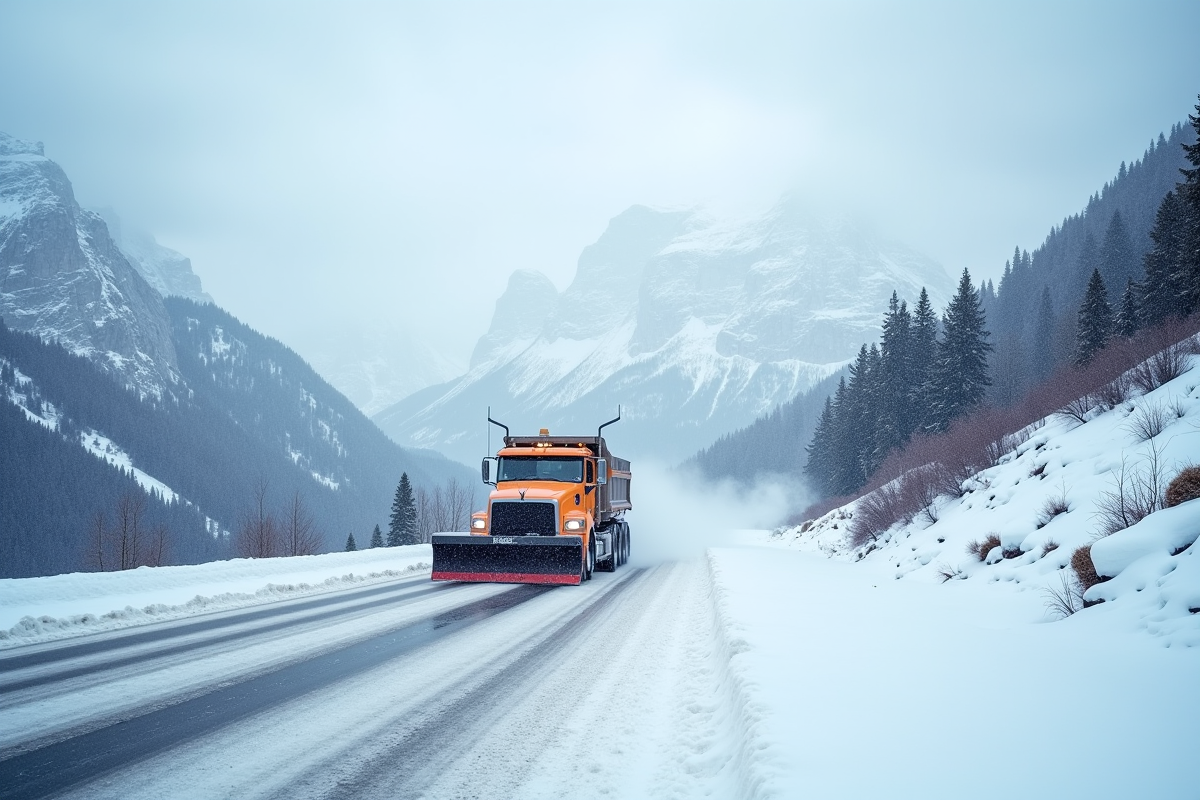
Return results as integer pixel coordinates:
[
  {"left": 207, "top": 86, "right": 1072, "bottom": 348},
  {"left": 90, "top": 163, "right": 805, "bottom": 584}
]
[
  {"left": 1036, "top": 482, "right": 1071, "bottom": 528},
  {"left": 1071, "top": 545, "right": 1102, "bottom": 591},
  {"left": 1166, "top": 465, "right": 1200, "bottom": 508},
  {"left": 966, "top": 533, "right": 1002, "bottom": 562}
]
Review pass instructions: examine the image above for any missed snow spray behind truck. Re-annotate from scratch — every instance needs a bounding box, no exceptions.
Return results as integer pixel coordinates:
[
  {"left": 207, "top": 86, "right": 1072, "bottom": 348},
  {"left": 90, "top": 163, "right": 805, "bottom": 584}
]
[{"left": 431, "top": 411, "right": 632, "bottom": 585}]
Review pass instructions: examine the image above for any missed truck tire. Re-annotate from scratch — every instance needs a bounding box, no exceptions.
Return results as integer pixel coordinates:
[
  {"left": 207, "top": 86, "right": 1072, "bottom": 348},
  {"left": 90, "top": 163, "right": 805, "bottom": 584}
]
[
  {"left": 623, "top": 522, "right": 631, "bottom": 564},
  {"left": 582, "top": 536, "right": 595, "bottom": 582},
  {"left": 596, "top": 527, "right": 616, "bottom": 572}
]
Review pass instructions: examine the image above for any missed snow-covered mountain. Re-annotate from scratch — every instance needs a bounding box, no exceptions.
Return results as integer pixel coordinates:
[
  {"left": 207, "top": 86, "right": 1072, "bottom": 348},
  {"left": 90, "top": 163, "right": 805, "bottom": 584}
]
[
  {"left": 374, "top": 199, "right": 952, "bottom": 465},
  {"left": 91, "top": 207, "right": 213, "bottom": 305},
  {"left": 0, "top": 133, "right": 179, "bottom": 397},
  {"left": 301, "top": 322, "right": 465, "bottom": 417}
]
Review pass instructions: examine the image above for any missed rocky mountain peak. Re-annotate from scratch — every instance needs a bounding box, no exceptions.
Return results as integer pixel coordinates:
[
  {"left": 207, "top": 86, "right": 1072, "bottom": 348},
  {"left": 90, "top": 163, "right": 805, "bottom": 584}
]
[
  {"left": 0, "top": 131, "right": 179, "bottom": 397},
  {"left": 0, "top": 133, "right": 44, "bottom": 158},
  {"left": 469, "top": 269, "right": 559, "bottom": 369},
  {"left": 92, "top": 207, "right": 214, "bottom": 305}
]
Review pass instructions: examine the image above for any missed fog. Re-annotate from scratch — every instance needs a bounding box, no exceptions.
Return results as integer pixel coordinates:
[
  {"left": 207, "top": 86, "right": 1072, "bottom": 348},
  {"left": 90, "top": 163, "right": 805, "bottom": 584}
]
[
  {"left": 625, "top": 463, "right": 802, "bottom": 566},
  {"left": 1, "top": 1, "right": 1198, "bottom": 373}
]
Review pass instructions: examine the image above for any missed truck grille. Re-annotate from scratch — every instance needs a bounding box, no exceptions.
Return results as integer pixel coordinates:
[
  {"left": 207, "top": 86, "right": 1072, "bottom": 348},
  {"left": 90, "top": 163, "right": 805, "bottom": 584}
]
[{"left": 490, "top": 501, "right": 557, "bottom": 536}]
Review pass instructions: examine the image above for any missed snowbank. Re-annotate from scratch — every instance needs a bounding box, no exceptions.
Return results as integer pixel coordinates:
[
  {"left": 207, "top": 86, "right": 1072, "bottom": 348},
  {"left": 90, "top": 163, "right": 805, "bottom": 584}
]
[
  {"left": 0, "top": 545, "right": 432, "bottom": 647},
  {"left": 706, "top": 545, "right": 1200, "bottom": 798},
  {"left": 771, "top": 357, "right": 1200, "bottom": 646}
]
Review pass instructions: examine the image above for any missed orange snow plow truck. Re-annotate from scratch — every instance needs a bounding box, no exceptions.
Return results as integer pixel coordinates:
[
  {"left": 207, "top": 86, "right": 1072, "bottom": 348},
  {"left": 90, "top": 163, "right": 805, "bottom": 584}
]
[{"left": 431, "top": 412, "right": 632, "bottom": 585}]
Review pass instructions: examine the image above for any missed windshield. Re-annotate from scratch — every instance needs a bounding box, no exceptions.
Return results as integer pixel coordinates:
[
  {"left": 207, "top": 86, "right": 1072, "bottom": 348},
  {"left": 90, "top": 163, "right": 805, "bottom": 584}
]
[{"left": 498, "top": 456, "right": 584, "bottom": 483}]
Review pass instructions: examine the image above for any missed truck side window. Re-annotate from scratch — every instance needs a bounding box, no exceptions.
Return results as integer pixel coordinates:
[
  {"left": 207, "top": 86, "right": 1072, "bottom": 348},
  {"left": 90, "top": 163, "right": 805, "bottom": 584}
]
[{"left": 586, "top": 460, "right": 594, "bottom": 484}]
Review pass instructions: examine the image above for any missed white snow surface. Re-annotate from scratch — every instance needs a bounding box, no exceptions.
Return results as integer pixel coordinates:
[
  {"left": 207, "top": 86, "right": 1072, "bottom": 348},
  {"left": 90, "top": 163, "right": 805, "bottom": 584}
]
[
  {"left": 0, "top": 546, "right": 432, "bottom": 647},
  {"left": 706, "top": 544, "right": 1200, "bottom": 798}
]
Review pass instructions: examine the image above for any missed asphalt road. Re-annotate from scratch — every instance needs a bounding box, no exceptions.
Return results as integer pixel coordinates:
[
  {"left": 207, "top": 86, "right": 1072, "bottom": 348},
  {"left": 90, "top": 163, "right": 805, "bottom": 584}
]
[{"left": 0, "top": 567, "right": 682, "bottom": 800}]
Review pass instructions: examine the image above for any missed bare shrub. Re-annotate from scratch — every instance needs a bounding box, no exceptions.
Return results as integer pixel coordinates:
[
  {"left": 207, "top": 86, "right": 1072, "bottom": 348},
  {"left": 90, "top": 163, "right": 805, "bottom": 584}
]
[
  {"left": 1044, "top": 570, "right": 1083, "bottom": 619},
  {"left": 1169, "top": 396, "right": 1188, "bottom": 419},
  {"left": 1125, "top": 400, "right": 1171, "bottom": 442},
  {"left": 1036, "top": 482, "right": 1070, "bottom": 528},
  {"left": 1130, "top": 339, "right": 1192, "bottom": 393},
  {"left": 936, "top": 563, "right": 964, "bottom": 583},
  {"left": 416, "top": 477, "right": 479, "bottom": 540},
  {"left": 146, "top": 523, "right": 169, "bottom": 567},
  {"left": 1166, "top": 465, "right": 1200, "bottom": 508},
  {"left": 1056, "top": 392, "right": 1096, "bottom": 425},
  {"left": 281, "top": 491, "right": 322, "bottom": 556},
  {"left": 1041, "top": 538, "right": 1060, "bottom": 557},
  {"left": 966, "top": 533, "right": 1001, "bottom": 562},
  {"left": 1070, "top": 545, "right": 1101, "bottom": 591},
  {"left": 849, "top": 483, "right": 903, "bottom": 547},
  {"left": 1094, "top": 443, "right": 1167, "bottom": 537},
  {"left": 236, "top": 479, "right": 278, "bottom": 559},
  {"left": 1096, "top": 371, "right": 1135, "bottom": 410},
  {"left": 903, "top": 464, "right": 942, "bottom": 524},
  {"left": 88, "top": 491, "right": 173, "bottom": 570},
  {"left": 1001, "top": 545, "right": 1023, "bottom": 559}
]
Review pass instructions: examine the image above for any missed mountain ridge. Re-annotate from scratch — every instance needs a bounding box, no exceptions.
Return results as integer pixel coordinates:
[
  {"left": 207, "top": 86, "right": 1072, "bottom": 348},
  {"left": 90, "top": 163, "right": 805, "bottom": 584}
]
[{"left": 374, "top": 199, "right": 952, "bottom": 465}]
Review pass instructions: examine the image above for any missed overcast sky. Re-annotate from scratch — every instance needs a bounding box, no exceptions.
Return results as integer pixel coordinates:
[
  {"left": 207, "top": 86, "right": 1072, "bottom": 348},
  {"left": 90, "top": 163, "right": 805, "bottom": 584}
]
[{"left": 2, "top": 1, "right": 1198, "bottom": 366}]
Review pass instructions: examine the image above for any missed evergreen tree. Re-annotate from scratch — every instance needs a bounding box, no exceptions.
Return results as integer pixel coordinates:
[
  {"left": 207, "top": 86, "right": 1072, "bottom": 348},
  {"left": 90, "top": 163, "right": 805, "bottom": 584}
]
[
  {"left": 874, "top": 293, "right": 913, "bottom": 467},
  {"left": 861, "top": 343, "right": 884, "bottom": 476},
  {"left": 1032, "top": 286, "right": 1056, "bottom": 384},
  {"left": 370, "top": 524, "right": 384, "bottom": 548},
  {"left": 828, "top": 376, "right": 863, "bottom": 496},
  {"left": 803, "top": 395, "right": 836, "bottom": 497},
  {"left": 1099, "top": 210, "right": 1137, "bottom": 291},
  {"left": 1075, "top": 232, "right": 1100, "bottom": 300},
  {"left": 1075, "top": 269, "right": 1113, "bottom": 366},
  {"left": 345, "top": 532, "right": 357, "bottom": 551},
  {"left": 909, "top": 287, "right": 939, "bottom": 433},
  {"left": 388, "top": 472, "right": 418, "bottom": 546},
  {"left": 1141, "top": 190, "right": 1185, "bottom": 325},
  {"left": 1177, "top": 95, "right": 1200, "bottom": 314},
  {"left": 834, "top": 349, "right": 872, "bottom": 494},
  {"left": 1115, "top": 279, "right": 1140, "bottom": 338},
  {"left": 926, "top": 269, "right": 992, "bottom": 431}
]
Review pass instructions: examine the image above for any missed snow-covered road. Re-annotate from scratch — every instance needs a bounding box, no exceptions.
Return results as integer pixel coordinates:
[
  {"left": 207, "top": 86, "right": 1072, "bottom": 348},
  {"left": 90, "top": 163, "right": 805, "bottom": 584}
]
[
  {"left": 2, "top": 546, "right": 1197, "bottom": 799},
  {"left": 1, "top": 563, "right": 753, "bottom": 799}
]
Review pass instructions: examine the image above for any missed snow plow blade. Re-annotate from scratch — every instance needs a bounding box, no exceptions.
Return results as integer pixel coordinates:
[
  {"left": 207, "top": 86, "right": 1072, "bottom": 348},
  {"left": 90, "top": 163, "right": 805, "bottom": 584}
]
[{"left": 431, "top": 535, "right": 584, "bottom": 585}]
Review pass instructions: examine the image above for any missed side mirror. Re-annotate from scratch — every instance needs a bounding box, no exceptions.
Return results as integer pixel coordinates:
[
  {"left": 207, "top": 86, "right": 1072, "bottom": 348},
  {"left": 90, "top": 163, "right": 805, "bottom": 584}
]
[
  {"left": 596, "top": 458, "right": 608, "bottom": 485},
  {"left": 482, "top": 457, "right": 498, "bottom": 486}
]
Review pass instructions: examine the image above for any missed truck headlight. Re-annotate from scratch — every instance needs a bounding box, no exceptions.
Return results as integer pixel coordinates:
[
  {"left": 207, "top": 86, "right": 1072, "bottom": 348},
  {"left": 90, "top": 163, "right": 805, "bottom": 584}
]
[
  {"left": 471, "top": 518, "right": 486, "bottom": 530},
  {"left": 564, "top": 518, "right": 584, "bottom": 531}
]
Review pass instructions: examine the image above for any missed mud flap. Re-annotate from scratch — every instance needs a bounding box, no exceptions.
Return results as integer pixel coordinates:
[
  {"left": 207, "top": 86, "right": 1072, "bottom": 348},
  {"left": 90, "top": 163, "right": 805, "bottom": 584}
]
[{"left": 432, "top": 535, "right": 584, "bottom": 585}]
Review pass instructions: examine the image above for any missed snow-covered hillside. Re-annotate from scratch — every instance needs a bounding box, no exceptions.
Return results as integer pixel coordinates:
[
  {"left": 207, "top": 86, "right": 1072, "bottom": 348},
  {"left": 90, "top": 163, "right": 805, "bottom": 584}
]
[
  {"left": 773, "top": 352, "right": 1200, "bottom": 647},
  {"left": 0, "top": 133, "right": 179, "bottom": 397},
  {"left": 375, "top": 199, "right": 952, "bottom": 465}
]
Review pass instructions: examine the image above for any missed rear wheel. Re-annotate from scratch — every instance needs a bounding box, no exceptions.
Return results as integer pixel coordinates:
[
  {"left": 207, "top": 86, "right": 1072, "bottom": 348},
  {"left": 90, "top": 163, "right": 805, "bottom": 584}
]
[
  {"left": 596, "top": 527, "right": 616, "bottom": 572},
  {"left": 623, "top": 522, "right": 631, "bottom": 564}
]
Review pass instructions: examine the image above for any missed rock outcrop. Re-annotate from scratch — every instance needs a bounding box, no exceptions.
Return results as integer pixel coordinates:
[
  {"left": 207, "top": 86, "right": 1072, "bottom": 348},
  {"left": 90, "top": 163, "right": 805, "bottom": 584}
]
[{"left": 0, "top": 132, "right": 179, "bottom": 396}]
